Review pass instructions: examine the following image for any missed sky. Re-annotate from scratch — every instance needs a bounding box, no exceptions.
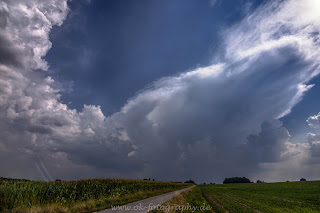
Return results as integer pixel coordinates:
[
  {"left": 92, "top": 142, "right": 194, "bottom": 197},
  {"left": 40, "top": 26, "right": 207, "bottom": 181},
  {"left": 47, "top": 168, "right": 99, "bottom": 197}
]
[{"left": 1, "top": 0, "right": 320, "bottom": 183}]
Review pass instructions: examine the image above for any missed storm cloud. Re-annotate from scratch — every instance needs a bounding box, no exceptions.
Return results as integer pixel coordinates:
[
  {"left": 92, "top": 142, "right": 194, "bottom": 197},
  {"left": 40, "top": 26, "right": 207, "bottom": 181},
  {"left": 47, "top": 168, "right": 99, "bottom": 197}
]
[{"left": 1, "top": 0, "right": 320, "bottom": 183}]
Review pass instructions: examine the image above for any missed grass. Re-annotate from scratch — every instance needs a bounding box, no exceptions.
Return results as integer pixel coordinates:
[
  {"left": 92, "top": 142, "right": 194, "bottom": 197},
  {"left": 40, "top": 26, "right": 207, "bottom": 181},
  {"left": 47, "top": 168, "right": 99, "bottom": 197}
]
[
  {"left": 0, "top": 177, "right": 191, "bottom": 213},
  {"left": 153, "top": 181, "right": 320, "bottom": 213}
]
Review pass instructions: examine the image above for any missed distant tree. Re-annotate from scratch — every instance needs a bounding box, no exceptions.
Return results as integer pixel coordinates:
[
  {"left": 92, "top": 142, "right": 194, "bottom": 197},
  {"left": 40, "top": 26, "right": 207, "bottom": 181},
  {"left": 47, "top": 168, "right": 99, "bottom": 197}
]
[
  {"left": 55, "top": 179, "right": 61, "bottom": 182},
  {"left": 185, "top": 180, "right": 195, "bottom": 184},
  {"left": 256, "top": 180, "right": 265, "bottom": 183},
  {"left": 300, "top": 178, "right": 307, "bottom": 181},
  {"left": 143, "top": 178, "right": 148, "bottom": 181},
  {"left": 223, "top": 177, "right": 252, "bottom": 184},
  {"left": 153, "top": 179, "right": 155, "bottom": 181},
  {"left": 286, "top": 181, "right": 289, "bottom": 182}
]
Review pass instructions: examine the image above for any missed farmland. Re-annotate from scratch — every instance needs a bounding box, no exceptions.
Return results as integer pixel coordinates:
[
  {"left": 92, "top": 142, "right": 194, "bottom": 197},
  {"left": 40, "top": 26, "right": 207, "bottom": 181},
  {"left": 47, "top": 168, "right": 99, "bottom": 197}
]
[
  {"left": 0, "top": 177, "right": 191, "bottom": 213},
  {"left": 154, "top": 181, "right": 320, "bottom": 213}
]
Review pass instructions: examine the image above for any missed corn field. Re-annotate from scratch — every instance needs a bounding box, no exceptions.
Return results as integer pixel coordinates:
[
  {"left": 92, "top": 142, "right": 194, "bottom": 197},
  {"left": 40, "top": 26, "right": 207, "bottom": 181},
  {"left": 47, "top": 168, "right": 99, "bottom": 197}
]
[{"left": 0, "top": 178, "right": 189, "bottom": 212}]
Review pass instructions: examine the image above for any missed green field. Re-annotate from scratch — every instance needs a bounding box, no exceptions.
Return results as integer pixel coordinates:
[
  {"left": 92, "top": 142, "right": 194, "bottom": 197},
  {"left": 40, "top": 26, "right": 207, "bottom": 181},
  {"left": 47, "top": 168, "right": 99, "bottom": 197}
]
[
  {"left": 155, "top": 181, "right": 320, "bottom": 213},
  {"left": 0, "top": 178, "right": 190, "bottom": 213}
]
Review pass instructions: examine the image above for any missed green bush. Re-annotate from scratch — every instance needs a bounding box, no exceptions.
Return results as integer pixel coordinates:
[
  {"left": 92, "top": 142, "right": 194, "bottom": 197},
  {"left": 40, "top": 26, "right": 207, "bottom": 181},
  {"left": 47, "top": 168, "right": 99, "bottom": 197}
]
[{"left": 223, "top": 177, "right": 252, "bottom": 184}]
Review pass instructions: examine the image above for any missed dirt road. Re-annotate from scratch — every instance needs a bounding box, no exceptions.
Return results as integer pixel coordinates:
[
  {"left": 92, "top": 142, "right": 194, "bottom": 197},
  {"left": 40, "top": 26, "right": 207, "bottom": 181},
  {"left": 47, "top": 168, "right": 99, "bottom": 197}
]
[{"left": 96, "top": 185, "right": 195, "bottom": 213}]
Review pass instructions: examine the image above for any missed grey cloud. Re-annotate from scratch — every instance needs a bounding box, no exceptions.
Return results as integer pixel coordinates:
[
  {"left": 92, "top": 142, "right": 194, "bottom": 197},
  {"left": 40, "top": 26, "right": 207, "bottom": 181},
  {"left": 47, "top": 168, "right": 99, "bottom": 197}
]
[
  {"left": 310, "top": 142, "right": 320, "bottom": 157},
  {"left": 246, "top": 121, "right": 289, "bottom": 163},
  {"left": 0, "top": 32, "right": 24, "bottom": 67},
  {"left": 27, "top": 125, "right": 52, "bottom": 134},
  {"left": 38, "top": 116, "right": 67, "bottom": 127},
  {"left": 0, "top": 6, "right": 8, "bottom": 29},
  {"left": 61, "top": 138, "right": 141, "bottom": 173},
  {"left": 306, "top": 114, "right": 320, "bottom": 158}
]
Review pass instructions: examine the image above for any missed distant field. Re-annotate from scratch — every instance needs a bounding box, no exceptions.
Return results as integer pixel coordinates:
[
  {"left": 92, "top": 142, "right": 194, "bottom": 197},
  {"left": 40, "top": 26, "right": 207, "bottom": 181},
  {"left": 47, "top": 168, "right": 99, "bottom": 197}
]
[
  {"left": 154, "top": 181, "right": 320, "bottom": 213},
  {"left": 0, "top": 178, "right": 190, "bottom": 213}
]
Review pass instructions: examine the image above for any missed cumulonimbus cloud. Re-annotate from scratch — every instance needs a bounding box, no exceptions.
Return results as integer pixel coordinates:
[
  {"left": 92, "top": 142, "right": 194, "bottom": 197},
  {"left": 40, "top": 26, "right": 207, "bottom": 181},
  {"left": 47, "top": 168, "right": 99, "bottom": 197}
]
[{"left": 1, "top": 0, "right": 320, "bottom": 182}]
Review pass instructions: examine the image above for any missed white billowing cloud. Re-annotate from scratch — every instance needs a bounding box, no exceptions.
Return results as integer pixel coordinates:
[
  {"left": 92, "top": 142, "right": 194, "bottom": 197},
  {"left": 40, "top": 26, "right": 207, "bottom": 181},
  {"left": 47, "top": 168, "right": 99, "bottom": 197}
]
[
  {"left": 306, "top": 114, "right": 320, "bottom": 159},
  {"left": 1, "top": 0, "right": 320, "bottom": 182},
  {"left": 307, "top": 113, "right": 320, "bottom": 130},
  {"left": 0, "top": 0, "right": 138, "bottom": 179},
  {"left": 1, "top": 0, "right": 68, "bottom": 70}
]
